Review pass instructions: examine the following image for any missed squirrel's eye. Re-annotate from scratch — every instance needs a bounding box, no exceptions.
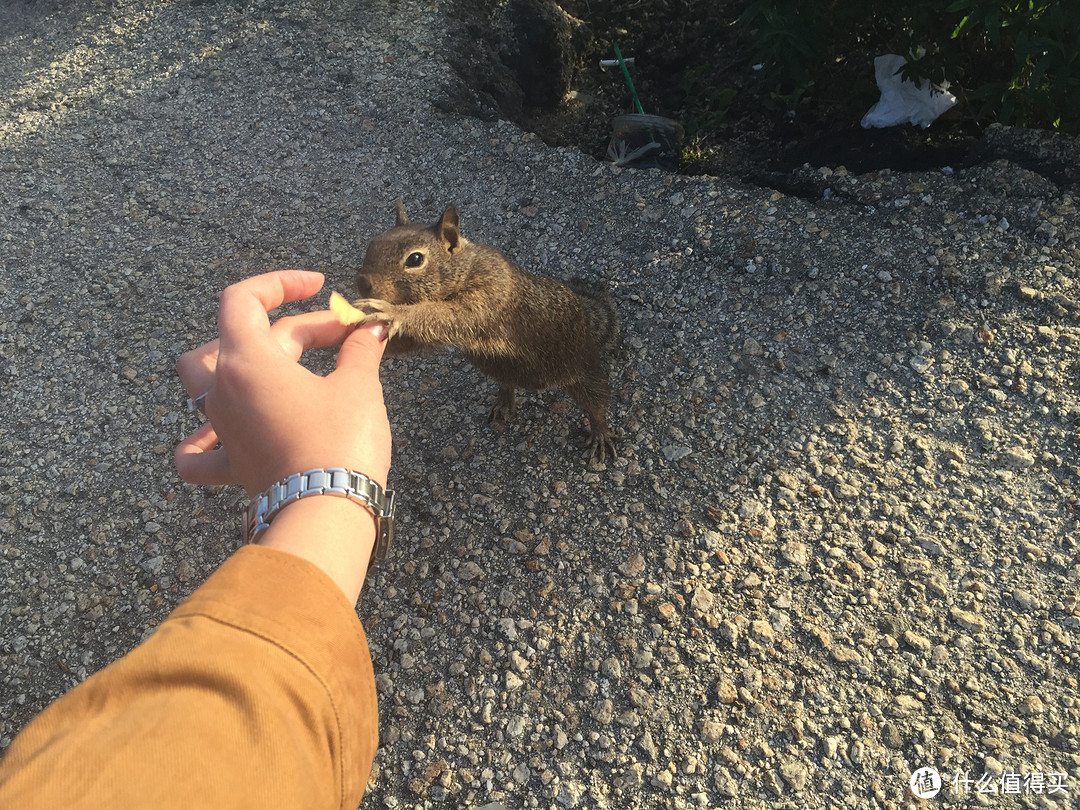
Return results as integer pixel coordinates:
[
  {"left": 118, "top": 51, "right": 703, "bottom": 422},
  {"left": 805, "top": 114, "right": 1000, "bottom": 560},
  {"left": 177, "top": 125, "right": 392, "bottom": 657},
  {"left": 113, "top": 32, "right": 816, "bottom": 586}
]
[{"left": 405, "top": 252, "right": 424, "bottom": 268}]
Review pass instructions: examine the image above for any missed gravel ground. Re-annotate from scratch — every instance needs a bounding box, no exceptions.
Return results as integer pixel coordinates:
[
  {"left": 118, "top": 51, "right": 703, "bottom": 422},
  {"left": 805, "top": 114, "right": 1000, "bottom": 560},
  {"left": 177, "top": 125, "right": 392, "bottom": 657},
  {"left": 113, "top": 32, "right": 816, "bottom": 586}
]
[{"left": 2, "top": 2, "right": 1079, "bottom": 809}]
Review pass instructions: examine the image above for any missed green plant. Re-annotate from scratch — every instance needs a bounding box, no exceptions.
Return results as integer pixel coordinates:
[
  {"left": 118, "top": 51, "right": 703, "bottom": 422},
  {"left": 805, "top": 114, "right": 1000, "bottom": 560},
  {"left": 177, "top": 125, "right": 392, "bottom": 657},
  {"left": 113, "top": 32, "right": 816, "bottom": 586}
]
[
  {"left": 678, "top": 63, "right": 736, "bottom": 135},
  {"left": 737, "top": 0, "right": 1080, "bottom": 132},
  {"left": 946, "top": 1, "right": 1080, "bottom": 131}
]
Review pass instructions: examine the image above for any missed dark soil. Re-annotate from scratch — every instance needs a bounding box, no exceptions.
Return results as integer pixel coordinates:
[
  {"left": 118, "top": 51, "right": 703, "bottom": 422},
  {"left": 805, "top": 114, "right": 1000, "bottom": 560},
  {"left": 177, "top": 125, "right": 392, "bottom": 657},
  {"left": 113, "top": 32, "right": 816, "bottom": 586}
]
[{"left": 445, "top": 0, "right": 984, "bottom": 189}]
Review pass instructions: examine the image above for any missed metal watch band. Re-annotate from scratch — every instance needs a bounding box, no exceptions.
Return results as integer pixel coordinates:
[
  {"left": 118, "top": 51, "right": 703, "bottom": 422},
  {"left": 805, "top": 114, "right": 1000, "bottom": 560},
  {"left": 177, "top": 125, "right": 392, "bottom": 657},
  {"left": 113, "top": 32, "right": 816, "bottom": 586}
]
[{"left": 242, "top": 468, "right": 396, "bottom": 570}]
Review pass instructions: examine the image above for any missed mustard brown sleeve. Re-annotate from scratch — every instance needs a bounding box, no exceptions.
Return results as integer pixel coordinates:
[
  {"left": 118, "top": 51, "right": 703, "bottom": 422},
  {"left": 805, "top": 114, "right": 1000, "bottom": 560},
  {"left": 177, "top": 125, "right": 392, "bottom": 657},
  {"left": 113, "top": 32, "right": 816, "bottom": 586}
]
[{"left": 0, "top": 544, "right": 379, "bottom": 810}]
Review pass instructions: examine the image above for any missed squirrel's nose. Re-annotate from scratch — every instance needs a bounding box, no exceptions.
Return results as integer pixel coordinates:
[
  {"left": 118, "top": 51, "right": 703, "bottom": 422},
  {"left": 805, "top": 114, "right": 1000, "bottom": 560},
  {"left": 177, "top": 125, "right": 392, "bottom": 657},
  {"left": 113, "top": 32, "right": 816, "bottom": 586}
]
[{"left": 355, "top": 273, "right": 373, "bottom": 298}]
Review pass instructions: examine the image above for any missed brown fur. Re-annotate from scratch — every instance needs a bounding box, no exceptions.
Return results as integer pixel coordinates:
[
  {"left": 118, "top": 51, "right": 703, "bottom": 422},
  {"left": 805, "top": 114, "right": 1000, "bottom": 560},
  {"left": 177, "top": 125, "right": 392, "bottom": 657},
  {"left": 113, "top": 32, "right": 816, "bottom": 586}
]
[{"left": 353, "top": 201, "right": 620, "bottom": 460}]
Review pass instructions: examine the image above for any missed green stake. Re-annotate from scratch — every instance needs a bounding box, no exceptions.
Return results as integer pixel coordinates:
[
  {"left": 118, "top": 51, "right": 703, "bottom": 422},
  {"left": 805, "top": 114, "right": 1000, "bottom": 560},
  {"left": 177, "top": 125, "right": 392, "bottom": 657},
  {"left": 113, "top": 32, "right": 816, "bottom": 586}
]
[{"left": 613, "top": 44, "right": 645, "bottom": 115}]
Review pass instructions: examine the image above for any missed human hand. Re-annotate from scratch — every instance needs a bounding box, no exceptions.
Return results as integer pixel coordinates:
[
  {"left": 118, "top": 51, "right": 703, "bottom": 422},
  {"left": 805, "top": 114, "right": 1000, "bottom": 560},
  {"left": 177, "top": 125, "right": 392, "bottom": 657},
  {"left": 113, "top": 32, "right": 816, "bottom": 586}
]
[{"left": 174, "top": 270, "right": 391, "bottom": 497}]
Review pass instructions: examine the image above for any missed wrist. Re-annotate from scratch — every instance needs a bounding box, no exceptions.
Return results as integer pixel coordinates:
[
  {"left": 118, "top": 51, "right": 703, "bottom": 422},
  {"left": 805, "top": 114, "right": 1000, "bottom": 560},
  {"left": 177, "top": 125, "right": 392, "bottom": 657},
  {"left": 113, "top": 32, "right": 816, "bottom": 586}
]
[
  {"left": 243, "top": 468, "right": 396, "bottom": 604},
  {"left": 255, "top": 496, "right": 377, "bottom": 604}
]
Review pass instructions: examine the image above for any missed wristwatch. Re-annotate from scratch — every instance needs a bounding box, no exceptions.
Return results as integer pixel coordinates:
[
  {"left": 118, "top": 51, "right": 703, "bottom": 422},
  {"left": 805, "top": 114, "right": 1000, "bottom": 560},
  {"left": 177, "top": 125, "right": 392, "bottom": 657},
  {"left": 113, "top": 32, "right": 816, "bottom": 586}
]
[{"left": 242, "top": 468, "right": 396, "bottom": 570}]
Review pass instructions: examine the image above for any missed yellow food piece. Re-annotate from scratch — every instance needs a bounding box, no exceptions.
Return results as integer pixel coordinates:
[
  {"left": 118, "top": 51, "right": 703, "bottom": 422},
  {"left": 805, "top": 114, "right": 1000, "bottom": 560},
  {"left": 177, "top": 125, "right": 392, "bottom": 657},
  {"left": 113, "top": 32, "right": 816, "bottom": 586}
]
[{"left": 329, "top": 291, "right": 366, "bottom": 325}]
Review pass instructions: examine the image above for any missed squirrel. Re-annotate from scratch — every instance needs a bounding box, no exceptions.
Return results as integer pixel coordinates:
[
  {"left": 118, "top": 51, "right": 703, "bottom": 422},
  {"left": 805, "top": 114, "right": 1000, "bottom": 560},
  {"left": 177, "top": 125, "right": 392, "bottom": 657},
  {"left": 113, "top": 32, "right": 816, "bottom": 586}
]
[{"left": 349, "top": 201, "right": 620, "bottom": 460}]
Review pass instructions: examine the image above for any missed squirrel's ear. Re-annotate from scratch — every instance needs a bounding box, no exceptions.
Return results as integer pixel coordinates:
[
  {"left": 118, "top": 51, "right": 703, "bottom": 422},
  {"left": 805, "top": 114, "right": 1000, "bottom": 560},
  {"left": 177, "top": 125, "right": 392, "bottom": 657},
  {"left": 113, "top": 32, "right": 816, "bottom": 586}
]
[
  {"left": 435, "top": 206, "right": 460, "bottom": 253},
  {"left": 394, "top": 198, "right": 409, "bottom": 226}
]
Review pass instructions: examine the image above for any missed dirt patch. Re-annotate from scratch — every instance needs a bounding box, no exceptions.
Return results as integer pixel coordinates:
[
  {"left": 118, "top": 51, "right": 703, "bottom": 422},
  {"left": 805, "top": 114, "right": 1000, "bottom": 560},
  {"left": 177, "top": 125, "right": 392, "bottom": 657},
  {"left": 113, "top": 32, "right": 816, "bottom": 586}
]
[{"left": 443, "top": 0, "right": 985, "bottom": 186}]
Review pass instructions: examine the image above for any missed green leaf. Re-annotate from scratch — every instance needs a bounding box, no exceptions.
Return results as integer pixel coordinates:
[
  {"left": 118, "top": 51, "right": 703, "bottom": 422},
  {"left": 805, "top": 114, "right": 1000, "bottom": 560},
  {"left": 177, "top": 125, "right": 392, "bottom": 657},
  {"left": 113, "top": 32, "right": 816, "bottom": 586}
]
[{"left": 951, "top": 14, "right": 972, "bottom": 39}]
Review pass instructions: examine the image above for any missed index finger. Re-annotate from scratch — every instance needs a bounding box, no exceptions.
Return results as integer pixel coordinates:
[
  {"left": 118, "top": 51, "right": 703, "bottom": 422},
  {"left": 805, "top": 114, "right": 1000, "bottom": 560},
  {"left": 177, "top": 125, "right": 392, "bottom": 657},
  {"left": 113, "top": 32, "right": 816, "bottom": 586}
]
[
  {"left": 217, "top": 270, "right": 325, "bottom": 348},
  {"left": 269, "top": 309, "right": 357, "bottom": 359}
]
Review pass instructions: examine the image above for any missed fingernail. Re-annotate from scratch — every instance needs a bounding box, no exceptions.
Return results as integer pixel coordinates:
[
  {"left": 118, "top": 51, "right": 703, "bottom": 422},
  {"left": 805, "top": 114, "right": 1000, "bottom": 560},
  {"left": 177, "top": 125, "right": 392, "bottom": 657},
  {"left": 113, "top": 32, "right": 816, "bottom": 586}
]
[{"left": 367, "top": 321, "right": 388, "bottom": 343}]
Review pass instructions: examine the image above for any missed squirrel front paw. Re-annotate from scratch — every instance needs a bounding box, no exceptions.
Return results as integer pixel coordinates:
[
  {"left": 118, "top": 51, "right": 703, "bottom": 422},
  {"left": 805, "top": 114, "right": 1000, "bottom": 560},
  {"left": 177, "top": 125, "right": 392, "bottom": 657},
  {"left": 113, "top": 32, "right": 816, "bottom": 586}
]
[
  {"left": 350, "top": 297, "right": 404, "bottom": 338},
  {"left": 329, "top": 291, "right": 396, "bottom": 330},
  {"left": 351, "top": 297, "right": 395, "bottom": 319}
]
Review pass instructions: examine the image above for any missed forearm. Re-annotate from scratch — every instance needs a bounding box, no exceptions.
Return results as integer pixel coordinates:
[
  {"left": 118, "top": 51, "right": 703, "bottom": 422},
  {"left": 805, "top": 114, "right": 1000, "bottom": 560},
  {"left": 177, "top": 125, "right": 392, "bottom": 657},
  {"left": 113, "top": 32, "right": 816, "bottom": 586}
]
[{"left": 0, "top": 546, "right": 379, "bottom": 810}]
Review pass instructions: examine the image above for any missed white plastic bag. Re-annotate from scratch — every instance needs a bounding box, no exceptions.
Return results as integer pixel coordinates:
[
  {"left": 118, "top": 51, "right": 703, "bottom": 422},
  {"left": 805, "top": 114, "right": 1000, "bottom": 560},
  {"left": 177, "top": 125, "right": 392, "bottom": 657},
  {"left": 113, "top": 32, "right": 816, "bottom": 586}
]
[{"left": 861, "top": 54, "right": 956, "bottom": 129}]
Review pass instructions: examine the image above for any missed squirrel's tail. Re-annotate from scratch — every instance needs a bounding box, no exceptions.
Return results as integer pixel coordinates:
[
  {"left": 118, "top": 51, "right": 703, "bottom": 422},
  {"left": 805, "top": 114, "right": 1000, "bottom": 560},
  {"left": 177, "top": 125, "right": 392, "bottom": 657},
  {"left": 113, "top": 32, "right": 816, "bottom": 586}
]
[{"left": 568, "top": 278, "right": 621, "bottom": 355}]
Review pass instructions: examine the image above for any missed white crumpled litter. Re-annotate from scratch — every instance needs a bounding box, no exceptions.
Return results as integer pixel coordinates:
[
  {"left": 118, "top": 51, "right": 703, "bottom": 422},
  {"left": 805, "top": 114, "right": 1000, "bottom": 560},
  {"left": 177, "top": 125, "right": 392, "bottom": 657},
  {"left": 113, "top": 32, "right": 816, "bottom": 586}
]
[{"left": 861, "top": 54, "right": 956, "bottom": 129}]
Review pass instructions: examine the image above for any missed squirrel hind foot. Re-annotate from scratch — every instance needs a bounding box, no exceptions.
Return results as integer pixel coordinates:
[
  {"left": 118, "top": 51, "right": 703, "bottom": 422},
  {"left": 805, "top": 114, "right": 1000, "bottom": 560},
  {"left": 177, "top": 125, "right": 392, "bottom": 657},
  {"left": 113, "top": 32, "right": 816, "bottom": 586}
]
[
  {"left": 489, "top": 386, "right": 516, "bottom": 424},
  {"left": 587, "top": 426, "right": 618, "bottom": 463}
]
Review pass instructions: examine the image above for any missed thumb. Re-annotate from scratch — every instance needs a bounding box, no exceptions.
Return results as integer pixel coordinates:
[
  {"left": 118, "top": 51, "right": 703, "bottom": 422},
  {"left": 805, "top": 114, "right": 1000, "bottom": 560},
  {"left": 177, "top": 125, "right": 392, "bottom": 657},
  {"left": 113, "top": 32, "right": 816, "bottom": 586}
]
[{"left": 335, "top": 321, "right": 388, "bottom": 378}]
